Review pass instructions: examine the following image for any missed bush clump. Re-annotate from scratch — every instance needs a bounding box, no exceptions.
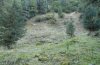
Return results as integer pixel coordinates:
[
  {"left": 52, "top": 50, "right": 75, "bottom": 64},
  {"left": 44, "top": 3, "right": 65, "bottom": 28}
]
[
  {"left": 45, "top": 14, "right": 55, "bottom": 20},
  {"left": 34, "top": 16, "right": 45, "bottom": 22},
  {"left": 82, "top": 5, "right": 100, "bottom": 32},
  {"left": 45, "top": 14, "right": 57, "bottom": 24},
  {"left": 48, "top": 18, "right": 57, "bottom": 24},
  {"left": 34, "top": 14, "right": 56, "bottom": 23},
  {"left": 66, "top": 19, "right": 75, "bottom": 37},
  {"left": 58, "top": 12, "right": 64, "bottom": 18}
]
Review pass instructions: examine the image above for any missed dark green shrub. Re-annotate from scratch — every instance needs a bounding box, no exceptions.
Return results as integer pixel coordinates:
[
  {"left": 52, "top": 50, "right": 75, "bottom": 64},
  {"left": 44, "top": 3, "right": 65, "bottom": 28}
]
[
  {"left": 82, "top": 0, "right": 100, "bottom": 5},
  {"left": 52, "top": 1, "right": 60, "bottom": 12},
  {"left": 45, "top": 14, "right": 57, "bottom": 24},
  {"left": 62, "top": 0, "right": 80, "bottom": 13},
  {"left": 82, "top": 5, "right": 100, "bottom": 32},
  {"left": 58, "top": 6, "right": 64, "bottom": 18},
  {"left": 34, "top": 13, "right": 56, "bottom": 23},
  {"left": 66, "top": 19, "right": 75, "bottom": 37},
  {"left": 45, "top": 14, "right": 54, "bottom": 20},
  {"left": 34, "top": 14, "right": 52, "bottom": 22},
  {"left": 36, "top": 0, "right": 48, "bottom": 14},
  {"left": 48, "top": 18, "right": 57, "bottom": 24},
  {"left": 34, "top": 16, "right": 45, "bottom": 22},
  {"left": 58, "top": 13, "right": 64, "bottom": 18}
]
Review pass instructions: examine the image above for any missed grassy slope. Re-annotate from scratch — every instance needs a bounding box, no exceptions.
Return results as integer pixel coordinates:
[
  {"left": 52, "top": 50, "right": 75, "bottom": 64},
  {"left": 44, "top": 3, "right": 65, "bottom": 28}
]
[
  {"left": 0, "top": 36, "right": 100, "bottom": 65},
  {"left": 17, "top": 12, "right": 85, "bottom": 45}
]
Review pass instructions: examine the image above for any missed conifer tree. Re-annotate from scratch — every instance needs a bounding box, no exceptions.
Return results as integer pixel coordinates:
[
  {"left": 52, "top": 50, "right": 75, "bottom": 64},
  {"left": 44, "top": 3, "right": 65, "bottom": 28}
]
[
  {"left": 66, "top": 19, "right": 75, "bottom": 37},
  {"left": 0, "top": 0, "right": 26, "bottom": 48},
  {"left": 36, "top": 0, "right": 48, "bottom": 14},
  {"left": 82, "top": 0, "right": 100, "bottom": 33}
]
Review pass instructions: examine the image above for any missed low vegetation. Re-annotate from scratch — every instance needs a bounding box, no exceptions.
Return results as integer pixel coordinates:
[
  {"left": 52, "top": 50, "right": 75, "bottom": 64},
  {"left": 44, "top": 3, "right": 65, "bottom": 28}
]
[
  {"left": 34, "top": 13, "right": 57, "bottom": 24},
  {"left": 0, "top": 36, "right": 100, "bottom": 65},
  {"left": 0, "top": 0, "right": 100, "bottom": 65}
]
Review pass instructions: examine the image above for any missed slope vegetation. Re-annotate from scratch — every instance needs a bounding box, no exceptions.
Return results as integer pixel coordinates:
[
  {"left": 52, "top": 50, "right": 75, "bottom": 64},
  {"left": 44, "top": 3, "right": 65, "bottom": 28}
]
[
  {"left": 17, "top": 12, "right": 87, "bottom": 45},
  {"left": 0, "top": 36, "right": 100, "bottom": 65}
]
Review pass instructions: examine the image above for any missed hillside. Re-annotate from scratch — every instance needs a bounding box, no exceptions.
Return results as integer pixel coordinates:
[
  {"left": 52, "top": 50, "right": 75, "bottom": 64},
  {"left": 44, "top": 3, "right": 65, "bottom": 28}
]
[
  {"left": 0, "top": 36, "right": 100, "bottom": 65},
  {"left": 1, "top": 0, "right": 100, "bottom": 65},
  {"left": 0, "top": 13, "right": 100, "bottom": 65},
  {"left": 17, "top": 12, "right": 87, "bottom": 45}
]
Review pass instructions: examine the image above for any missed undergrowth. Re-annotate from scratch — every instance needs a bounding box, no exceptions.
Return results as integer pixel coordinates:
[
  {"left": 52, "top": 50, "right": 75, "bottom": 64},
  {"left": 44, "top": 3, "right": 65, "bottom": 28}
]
[{"left": 0, "top": 36, "right": 100, "bottom": 65}]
